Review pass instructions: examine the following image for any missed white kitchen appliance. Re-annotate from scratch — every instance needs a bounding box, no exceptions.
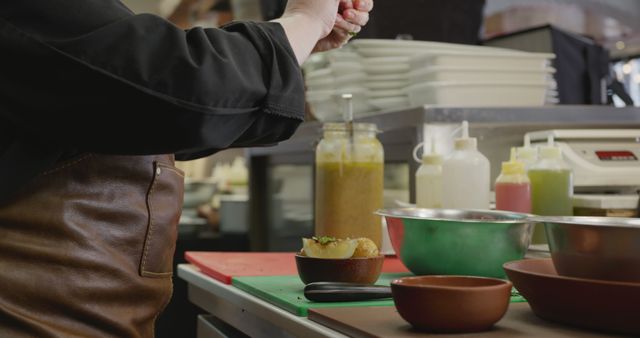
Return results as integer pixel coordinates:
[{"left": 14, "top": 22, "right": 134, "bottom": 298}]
[{"left": 526, "top": 129, "right": 640, "bottom": 215}]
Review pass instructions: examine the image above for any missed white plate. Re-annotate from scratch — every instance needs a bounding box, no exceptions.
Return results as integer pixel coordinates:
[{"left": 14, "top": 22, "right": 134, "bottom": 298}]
[
  {"left": 362, "top": 57, "right": 410, "bottom": 66},
  {"left": 369, "top": 96, "right": 410, "bottom": 110},
  {"left": 546, "top": 89, "right": 559, "bottom": 97},
  {"left": 306, "top": 72, "right": 367, "bottom": 91},
  {"left": 365, "top": 80, "right": 408, "bottom": 90},
  {"left": 351, "top": 39, "right": 528, "bottom": 54},
  {"left": 305, "top": 68, "right": 333, "bottom": 80},
  {"left": 406, "top": 81, "right": 547, "bottom": 107},
  {"left": 368, "top": 73, "right": 409, "bottom": 82},
  {"left": 356, "top": 47, "right": 433, "bottom": 58},
  {"left": 305, "top": 63, "right": 363, "bottom": 80},
  {"left": 367, "top": 89, "right": 406, "bottom": 98},
  {"left": 306, "top": 72, "right": 366, "bottom": 85},
  {"left": 363, "top": 64, "right": 410, "bottom": 75},
  {"left": 410, "top": 52, "right": 554, "bottom": 70},
  {"left": 409, "top": 66, "right": 556, "bottom": 84},
  {"left": 306, "top": 87, "right": 372, "bottom": 122},
  {"left": 329, "top": 62, "right": 365, "bottom": 74},
  {"left": 306, "top": 49, "right": 360, "bottom": 64},
  {"left": 306, "top": 86, "right": 367, "bottom": 100}
]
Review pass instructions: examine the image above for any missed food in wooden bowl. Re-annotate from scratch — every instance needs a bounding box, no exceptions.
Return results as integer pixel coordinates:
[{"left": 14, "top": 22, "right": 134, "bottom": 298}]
[{"left": 296, "top": 236, "right": 384, "bottom": 285}]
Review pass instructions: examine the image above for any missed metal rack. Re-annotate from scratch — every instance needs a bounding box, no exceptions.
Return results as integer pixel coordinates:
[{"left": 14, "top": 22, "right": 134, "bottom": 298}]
[{"left": 247, "top": 105, "right": 640, "bottom": 251}]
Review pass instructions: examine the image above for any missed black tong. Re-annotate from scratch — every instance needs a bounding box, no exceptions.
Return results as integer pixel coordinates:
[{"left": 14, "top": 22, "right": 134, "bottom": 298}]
[{"left": 304, "top": 282, "right": 392, "bottom": 302}]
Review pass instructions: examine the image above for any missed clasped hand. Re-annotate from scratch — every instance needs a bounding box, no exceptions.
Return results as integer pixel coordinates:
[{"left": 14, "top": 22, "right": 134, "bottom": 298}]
[{"left": 284, "top": 0, "right": 374, "bottom": 53}]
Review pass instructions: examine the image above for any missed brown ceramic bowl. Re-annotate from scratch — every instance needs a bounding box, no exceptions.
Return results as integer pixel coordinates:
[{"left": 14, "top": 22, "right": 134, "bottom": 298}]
[
  {"left": 295, "top": 254, "right": 384, "bottom": 285},
  {"left": 504, "top": 258, "right": 640, "bottom": 335},
  {"left": 390, "top": 276, "right": 512, "bottom": 333}
]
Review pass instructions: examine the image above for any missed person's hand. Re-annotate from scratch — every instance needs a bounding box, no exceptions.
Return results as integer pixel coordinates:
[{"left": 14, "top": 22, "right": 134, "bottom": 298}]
[
  {"left": 178, "top": 0, "right": 217, "bottom": 12},
  {"left": 168, "top": 0, "right": 219, "bottom": 29},
  {"left": 274, "top": 0, "right": 373, "bottom": 65},
  {"left": 313, "top": 0, "right": 374, "bottom": 52},
  {"left": 282, "top": 0, "right": 341, "bottom": 38}
]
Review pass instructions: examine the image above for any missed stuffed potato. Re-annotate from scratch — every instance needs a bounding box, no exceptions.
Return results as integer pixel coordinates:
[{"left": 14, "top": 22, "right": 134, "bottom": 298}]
[{"left": 300, "top": 236, "right": 379, "bottom": 259}]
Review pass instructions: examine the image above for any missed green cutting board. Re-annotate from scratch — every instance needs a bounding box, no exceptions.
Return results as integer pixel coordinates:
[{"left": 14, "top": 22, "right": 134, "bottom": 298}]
[
  {"left": 232, "top": 274, "right": 526, "bottom": 317},
  {"left": 232, "top": 273, "right": 411, "bottom": 316}
]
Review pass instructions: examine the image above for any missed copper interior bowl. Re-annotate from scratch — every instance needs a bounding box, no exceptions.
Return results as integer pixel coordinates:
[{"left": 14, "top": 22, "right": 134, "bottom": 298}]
[
  {"left": 295, "top": 254, "right": 384, "bottom": 285},
  {"left": 504, "top": 258, "right": 640, "bottom": 335},
  {"left": 390, "top": 275, "right": 512, "bottom": 333}
]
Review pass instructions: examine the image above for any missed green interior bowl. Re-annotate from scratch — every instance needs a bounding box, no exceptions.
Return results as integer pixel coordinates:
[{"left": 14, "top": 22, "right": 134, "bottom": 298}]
[{"left": 379, "top": 208, "right": 534, "bottom": 278}]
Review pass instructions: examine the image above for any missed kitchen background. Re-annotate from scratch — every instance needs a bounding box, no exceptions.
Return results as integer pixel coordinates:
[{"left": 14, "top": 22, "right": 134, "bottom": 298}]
[{"left": 117, "top": 1, "right": 640, "bottom": 337}]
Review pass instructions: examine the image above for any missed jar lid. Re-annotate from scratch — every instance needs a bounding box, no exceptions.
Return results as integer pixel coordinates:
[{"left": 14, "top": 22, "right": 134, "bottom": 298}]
[{"left": 322, "top": 122, "right": 380, "bottom": 133}]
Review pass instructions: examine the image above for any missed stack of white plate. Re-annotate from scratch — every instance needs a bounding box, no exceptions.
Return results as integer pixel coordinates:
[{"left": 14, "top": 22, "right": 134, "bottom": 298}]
[
  {"left": 303, "top": 40, "right": 558, "bottom": 121},
  {"left": 303, "top": 49, "right": 374, "bottom": 122},
  {"left": 361, "top": 57, "right": 411, "bottom": 111},
  {"left": 306, "top": 87, "right": 371, "bottom": 122},
  {"left": 351, "top": 39, "right": 557, "bottom": 109}
]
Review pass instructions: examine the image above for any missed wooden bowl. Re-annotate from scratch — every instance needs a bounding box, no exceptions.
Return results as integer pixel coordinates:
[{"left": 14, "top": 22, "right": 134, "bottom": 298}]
[
  {"left": 295, "top": 254, "right": 384, "bottom": 285},
  {"left": 391, "top": 275, "right": 512, "bottom": 333},
  {"left": 504, "top": 258, "right": 640, "bottom": 335}
]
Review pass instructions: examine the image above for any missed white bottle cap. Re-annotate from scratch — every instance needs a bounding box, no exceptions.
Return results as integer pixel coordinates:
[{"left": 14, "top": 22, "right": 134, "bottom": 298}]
[
  {"left": 422, "top": 136, "right": 443, "bottom": 165},
  {"left": 516, "top": 134, "right": 537, "bottom": 163},
  {"left": 539, "top": 135, "right": 562, "bottom": 160},
  {"left": 423, "top": 153, "right": 443, "bottom": 165},
  {"left": 539, "top": 146, "right": 562, "bottom": 159},
  {"left": 453, "top": 121, "right": 477, "bottom": 150}
]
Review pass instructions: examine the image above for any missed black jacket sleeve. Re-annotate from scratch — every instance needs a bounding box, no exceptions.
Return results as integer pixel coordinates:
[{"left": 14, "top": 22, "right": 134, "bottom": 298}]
[{"left": 0, "top": 0, "right": 306, "bottom": 159}]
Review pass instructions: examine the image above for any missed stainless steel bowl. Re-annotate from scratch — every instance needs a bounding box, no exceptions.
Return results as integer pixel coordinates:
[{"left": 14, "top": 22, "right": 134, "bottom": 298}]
[
  {"left": 377, "top": 208, "right": 534, "bottom": 278},
  {"left": 533, "top": 216, "right": 640, "bottom": 282}
]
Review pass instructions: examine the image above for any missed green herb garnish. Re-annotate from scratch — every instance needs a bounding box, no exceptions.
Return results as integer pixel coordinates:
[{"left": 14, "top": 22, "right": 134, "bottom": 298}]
[{"left": 312, "top": 236, "right": 337, "bottom": 245}]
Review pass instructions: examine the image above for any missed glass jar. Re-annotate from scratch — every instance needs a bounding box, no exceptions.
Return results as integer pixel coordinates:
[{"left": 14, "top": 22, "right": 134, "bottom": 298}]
[{"left": 315, "top": 123, "right": 384, "bottom": 248}]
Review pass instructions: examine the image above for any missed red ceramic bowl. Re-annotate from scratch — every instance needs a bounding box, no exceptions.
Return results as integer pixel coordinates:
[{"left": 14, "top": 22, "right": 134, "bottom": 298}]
[
  {"left": 504, "top": 258, "right": 640, "bottom": 335},
  {"left": 295, "top": 254, "right": 384, "bottom": 285},
  {"left": 391, "top": 275, "right": 512, "bottom": 333}
]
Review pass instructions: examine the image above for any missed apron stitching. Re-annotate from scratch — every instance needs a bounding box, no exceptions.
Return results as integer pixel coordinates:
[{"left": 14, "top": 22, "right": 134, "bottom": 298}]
[
  {"left": 141, "top": 162, "right": 176, "bottom": 277},
  {"left": 141, "top": 168, "right": 158, "bottom": 274},
  {"left": 151, "top": 277, "right": 174, "bottom": 338},
  {"left": 141, "top": 271, "right": 172, "bottom": 277},
  {"left": 157, "top": 164, "right": 185, "bottom": 178},
  {"left": 40, "top": 154, "right": 93, "bottom": 177}
]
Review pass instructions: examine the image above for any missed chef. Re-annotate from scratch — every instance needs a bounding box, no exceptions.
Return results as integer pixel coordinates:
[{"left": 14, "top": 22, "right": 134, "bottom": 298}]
[{"left": 0, "top": 0, "right": 373, "bottom": 336}]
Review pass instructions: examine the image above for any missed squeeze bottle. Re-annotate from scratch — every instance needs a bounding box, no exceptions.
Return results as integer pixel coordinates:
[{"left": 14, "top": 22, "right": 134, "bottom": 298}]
[
  {"left": 495, "top": 148, "right": 531, "bottom": 213},
  {"left": 516, "top": 135, "right": 537, "bottom": 171},
  {"left": 442, "top": 121, "right": 490, "bottom": 209},
  {"left": 416, "top": 137, "right": 443, "bottom": 208},
  {"left": 528, "top": 135, "right": 574, "bottom": 244}
]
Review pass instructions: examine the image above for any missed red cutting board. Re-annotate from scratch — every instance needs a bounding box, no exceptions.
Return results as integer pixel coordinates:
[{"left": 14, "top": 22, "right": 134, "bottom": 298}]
[{"left": 185, "top": 251, "right": 409, "bottom": 284}]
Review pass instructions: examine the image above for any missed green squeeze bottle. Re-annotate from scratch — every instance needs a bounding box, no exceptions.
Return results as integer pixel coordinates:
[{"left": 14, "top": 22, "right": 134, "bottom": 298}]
[{"left": 528, "top": 136, "right": 574, "bottom": 244}]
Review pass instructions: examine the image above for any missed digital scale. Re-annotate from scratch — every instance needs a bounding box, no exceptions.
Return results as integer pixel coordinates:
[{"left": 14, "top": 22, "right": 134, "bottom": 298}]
[{"left": 526, "top": 129, "right": 640, "bottom": 216}]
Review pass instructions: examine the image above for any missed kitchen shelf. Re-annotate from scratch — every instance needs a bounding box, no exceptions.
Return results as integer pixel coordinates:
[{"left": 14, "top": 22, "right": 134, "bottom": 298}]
[{"left": 247, "top": 105, "right": 640, "bottom": 251}]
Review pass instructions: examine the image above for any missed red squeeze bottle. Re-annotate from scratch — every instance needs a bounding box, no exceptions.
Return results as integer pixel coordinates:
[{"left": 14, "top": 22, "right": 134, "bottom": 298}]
[{"left": 495, "top": 149, "right": 531, "bottom": 213}]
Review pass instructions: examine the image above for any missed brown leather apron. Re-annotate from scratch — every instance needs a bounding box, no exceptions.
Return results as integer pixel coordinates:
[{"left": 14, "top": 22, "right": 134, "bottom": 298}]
[{"left": 0, "top": 153, "right": 184, "bottom": 337}]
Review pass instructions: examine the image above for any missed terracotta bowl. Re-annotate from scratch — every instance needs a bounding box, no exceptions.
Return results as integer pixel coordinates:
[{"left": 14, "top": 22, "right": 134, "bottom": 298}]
[
  {"left": 295, "top": 254, "right": 384, "bottom": 285},
  {"left": 504, "top": 258, "right": 640, "bottom": 335},
  {"left": 390, "top": 275, "right": 512, "bottom": 333}
]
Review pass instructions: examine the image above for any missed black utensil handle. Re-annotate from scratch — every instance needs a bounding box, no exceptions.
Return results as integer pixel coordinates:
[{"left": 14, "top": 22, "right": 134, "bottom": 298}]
[{"left": 304, "top": 282, "right": 392, "bottom": 302}]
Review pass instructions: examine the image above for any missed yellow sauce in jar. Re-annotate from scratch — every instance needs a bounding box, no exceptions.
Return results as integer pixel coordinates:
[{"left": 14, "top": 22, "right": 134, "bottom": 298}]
[{"left": 314, "top": 123, "right": 384, "bottom": 248}]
